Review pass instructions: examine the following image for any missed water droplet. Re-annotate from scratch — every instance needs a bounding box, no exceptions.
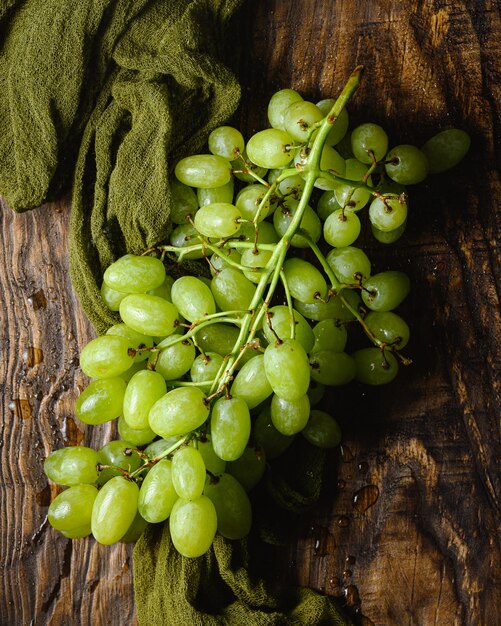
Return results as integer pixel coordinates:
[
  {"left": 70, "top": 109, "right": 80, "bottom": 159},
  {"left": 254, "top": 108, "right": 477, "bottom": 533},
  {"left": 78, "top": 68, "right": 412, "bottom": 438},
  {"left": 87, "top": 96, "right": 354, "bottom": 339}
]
[
  {"left": 337, "top": 515, "right": 350, "bottom": 528},
  {"left": 310, "top": 523, "right": 335, "bottom": 557},
  {"left": 28, "top": 289, "right": 47, "bottom": 310},
  {"left": 353, "top": 485, "right": 380, "bottom": 513},
  {"left": 61, "top": 417, "right": 84, "bottom": 446},
  {"left": 340, "top": 444, "right": 354, "bottom": 462},
  {"left": 23, "top": 347, "right": 44, "bottom": 367},
  {"left": 337, "top": 479, "right": 346, "bottom": 489},
  {"left": 343, "top": 584, "right": 360, "bottom": 607},
  {"left": 9, "top": 398, "right": 32, "bottom": 419},
  {"left": 345, "top": 555, "right": 356, "bottom": 566},
  {"left": 357, "top": 461, "right": 369, "bottom": 474}
]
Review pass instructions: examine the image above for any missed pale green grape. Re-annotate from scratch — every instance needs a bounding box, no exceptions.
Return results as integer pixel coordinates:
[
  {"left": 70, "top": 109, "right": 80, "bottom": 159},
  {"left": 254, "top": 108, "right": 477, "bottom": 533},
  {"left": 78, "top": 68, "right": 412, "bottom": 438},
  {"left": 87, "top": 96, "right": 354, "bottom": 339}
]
[
  {"left": 273, "top": 198, "right": 322, "bottom": 247},
  {"left": 302, "top": 410, "right": 342, "bottom": 448},
  {"left": 283, "top": 101, "right": 324, "bottom": 142},
  {"left": 315, "top": 101, "right": 349, "bottom": 146},
  {"left": 369, "top": 195, "right": 408, "bottom": 231},
  {"left": 362, "top": 271, "right": 410, "bottom": 311},
  {"left": 240, "top": 247, "right": 273, "bottom": 284},
  {"left": 103, "top": 254, "right": 165, "bottom": 294},
  {"left": 190, "top": 352, "right": 224, "bottom": 384},
  {"left": 311, "top": 319, "right": 348, "bottom": 354},
  {"left": 282, "top": 258, "right": 328, "bottom": 303},
  {"left": 149, "top": 387, "right": 209, "bottom": 439},
  {"left": 364, "top": 311, "right": 410, "bottom": 349},
  {"left": 211, "top": 268, "right": 256, "bottom": 312},
  {"left": 118, "top": 417, "right": 156, "bottom": 447},
  {"left": 351, "top": 123, "right": 388, "bottom": 164},
  {"left": 246, "top": 129, "right": 295, "bottom": 169},
  {"left": 91, "top": 476, "right": 139, "bottom": 545},
  {"left": 123, "top": 369, "right": 167, "bottom": 430},
  {"left": 170, "top": 179, "right": 199, "bottom": 224},
  {"left": 326, "top": 246, "right": 371, "bottom": 284},
  {"left": 209, "top": 248, "right": 242, "bottom": 275},
  {"left": 230, "top": 354, "right": 273, "bottom": 409},
  {"left": 211, "top": 397, "right": 251, "bottom": 461},
  {"left": 197, "top": 179, "right": 234, "bottom": 206},
  {"left": 421, "top": 128, "right": 470, "bottom": 174},
  {"left": 239, "top": 220, "right": 279, "bottom": 244},
  {"left": 138, "top": 459, "right": 178, "bottom": 523},
  {"left": 120, "top": 294, "right": 179, "bottom": 337},
  {"left": 204, "top": 473, "right": 252, "bottom": 540},
  {"left": 270, "top": 393, "right": 310, "bottom": 435},
  {"left": 294, "top": 289, "right": 361, "bottom": 322},
  {"left": 76, "top": 377, "right": 126, "bottom": 425},
  {"left": 169, "top": 224, "right": 204, "bottom": 260},
  {"left": 171, "top": 276, "right": 216, "bottom": 322},
  {"left": 144, "top": 437, "right": 181, "bottom": 460},
  {"left": 262, "top": 305, "right": 315, "bottom": 353},
  {"left": 385, "top": 145, "right": 429, "bottom": 185},
  {"left": 313, "top": 145, "right": 346, "bottom": 190},
  {"left": 264, "top": 339, "right": 310, "bottom": 401},
  {"left": 120, "top": 360, "right": 148, "bottom": 383},
  {"left": 193, "top": 202, "right": 242, "bottom": 238},
  {"left": 231, "top": 149, "right": 268, "bottom": 183},
  {"left": 80, "top": 335, "right": 134, "bottom": 379},
  {"left": 371, "top": 220, "right": 407, "bottom": 244},
  {"left": 277, "top": 173, "right": 305, "bottom": 198},
  {"left": 208, "top": 126, "right": 245, "bottom": 160},
  {"left": 120, "top": 511, "right": 149, "bottom": 543},
  {"left": 235, "top": 184, "right": 271, "bottom": 222},
  {"left": 353, "top": 348, "right": 399, "bottom": 385},
  {"left": 152, "top": 336, "right": 196, "bottom": 381},
  {"left": 198, "top": 437, "right": 227, "bottom": 475},
  {"left": 253, "top": 407, "right": 295, "bottom": 459},
  {"left": 309, "top": 350, "right": 356, "bottom": 386},
  {"left": 175, "top": 154, "right": 232, "bottom": 188},
  {"left": 268, "top": 88, "right": 303, "bottom": 130},
  {"left": 172, "top": 446, "right": 206, "bottom": 500},
  {"left": 44, "top": 447, "right": 99, "bottom": 486},
  {"left": 316, "top": 190, "right": 342, "bottom": 221},
  {"left": 97, "top": 440, "right": 143, "bottom": 485},
  {"left": 323, "top": 209, "right": 361, "bottom": 247},
  {"left": 333, "top": 158, "right": 372, "bottom": 210},
  {"left": 101, "top": 282, "right": 127, "bottom": 312},
  {"left": 227, "top": 445, "right": 266, "bottom": 491},
  {"left": 169, "top": 496, "right": 217, "bottom": 558},
  {"left": 106, "top": 323, "right": 154, "bottom": 363},
  {"left": 48, "top": 484, "right": 98, "bottom": 537}
]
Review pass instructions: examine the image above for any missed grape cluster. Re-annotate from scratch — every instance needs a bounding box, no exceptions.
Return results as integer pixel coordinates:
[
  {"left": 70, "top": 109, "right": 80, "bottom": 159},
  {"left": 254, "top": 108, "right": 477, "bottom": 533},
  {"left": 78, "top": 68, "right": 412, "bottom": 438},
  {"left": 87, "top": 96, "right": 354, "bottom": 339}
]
[{"left": 44, "top": 68, "right": 469, "bottom": 558}]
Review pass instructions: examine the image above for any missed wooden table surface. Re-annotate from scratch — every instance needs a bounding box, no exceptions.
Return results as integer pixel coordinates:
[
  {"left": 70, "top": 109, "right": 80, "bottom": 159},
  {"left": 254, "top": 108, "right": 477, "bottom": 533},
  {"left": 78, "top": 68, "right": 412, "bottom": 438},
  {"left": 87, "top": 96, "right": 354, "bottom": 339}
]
[{"left": 1, "top": 1, "right": 500, "bottom": 625}]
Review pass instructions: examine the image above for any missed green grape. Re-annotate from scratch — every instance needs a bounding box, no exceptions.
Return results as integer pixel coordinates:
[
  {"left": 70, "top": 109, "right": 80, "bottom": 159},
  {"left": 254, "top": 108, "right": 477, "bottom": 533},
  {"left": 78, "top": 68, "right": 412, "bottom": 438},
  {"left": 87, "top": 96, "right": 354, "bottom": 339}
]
[
  {"left": 106, "top": 323, "right": 154, "bottom": 363},
  {"left": 235, "top": 184, "right": 271, "bottom": 222},
  {"left": 353, "top": 348, "right": 399, "bottom": 385},
  {"left": 239, "top": 220, "right": 279, "bottom": 244},
  {"left": 253, "top": 407, "right": 295, "bottom": 459},
  {"left": 362, "top": 271, "right": 411, "bottom": 311},
  {"left": 311, "top": 319, "right": 347, "bottom": 354},
  {"left": 172, "top": 446, "right": 206, "bottom": 500},
  {"left": 123, "top": 370, "right": 166, "bottom": 430},
  {"left": 385, "top": 145, "right": 429, "bottom": 185},
  {"left": 421, "top": 128, "right": 470, "bottom": 174},
  {"left": 208, "top": 126, "right": 245, "bottom": 160},
  {"left": 316, "top": 101, "right": 349, "bottom": 146},
  {"left": 149, "top": 387, "right": 209, "bottom": 439},
  {"left": 369, "top": 194, "right": 408, "bottom": 231},
  {"left": 326, "top": 246, "right": 371, "bottom": 284},
  {"left": 227, "top": 445, "right": 266, "bottom": 491},
  {"left": 118, "top": 416, "right": 156, "bottom": 447},
  {"left": 323, "top": 209, "right": 361, "bottom": 247},
  {"left": 190, "top": 352, "right": 225, "bottom": 384},
  {"left": 197, "top": 437, "right": 227, "bottom": 475},
  {"left": 351, "top": 123, "right": 389, "bottom": 164},
  {"left": 76, "top": 377, "right": 126, "bottom": 425},
  {"left": 336, "top": 130, "right": 354, "bottom": 159},
  {"left": 262, "top": 305, "right": 315, "bottom": 353},
  {"left": 302, "top": 410, "right": 342, "bottom": 448},
  {"left": 282, "top": 258, "right": 328, "bottom": 304},
  {"left": 268, "top": 88, "right": 303, "bottom": 130},
  {"left": 364, "top": 311, "right": 410, "bottom": 349},
  {"left": 175, "top": 154, "right": 232, "bottom": 188},
  {"left": 231, "top": 149, "right": 268, "bottom": 183},
  {"left": 197, "top": 179, "right": 235, "bottom": 206},
  {"left": 204, "top": 473, "right": 252, "bottom": 540},
  {"left": 294, "top": 289, "right": 361, "bottom": 322},
  {"left": 44, "top": 446, "right": 99, "bottom": 486},
  {"left": 120, "top": 294, "right": 179, "bottom": 337},
  {"left": 101, "top": 282, "right": 127, "bottom": 312},
  {"left": 273, "top": 198, "right": 322, "bottom": 247},
  {"left": 171, "top": 276, "right": 216, "bottom": 322},
  {"left": 307, "top": 380, "right": 326, "bottom": 406},
  {"left": 270, "top": 393, "right": 310, "bottom": 435},
  {"left": 193, "top": 202, "right": 242, "bottom": 238},
  {"left": 169, "top": 223, "right": 204, "bottom": 260},
  {"left": 246, "top": 129, "right": 295, "bottom": 169},
  {"left": 97, "top": 440, "right": 143, "bottom": 485},
  {"left": 91, "top": 476, "right": 139, "bottom": 545},
  {"left": 313, "top": 145, "right": 346, "bottom": 190},
  {"left": 169, "top": 496, "right": 217, "bottom": 558},
  {"left": 120, "top": 511, "right": 149, "bottom": 543},
  {"left": 310, "top": 350, "right": 356, "bottom": 386},
  {"left": 371, "top": 220, "right": 407, "bottom": 244},
  {"left": 120, "top": 360, "right": 148, "bottom": 383},
  {"left": 316, "top": 190, "right": 342, "bottom": 221},
  {"left": 138, "top": 459, "right": 178, "bottom": 523},
  {"left": 211, "top": 268, "right": 256, "bottom": 312},
  {"left": 240, "top": 247, "right": 273, "bottom": 284},
  {"left": 333, "top": 158, "right": 372, "bottom": 210},
  {"left": 144, "top": 437, "right": 181, "bottom": 459},
  {"left": 170, "top": 179, "right": 199, "bottom": 224},
  {"left": 276, "top": 173, "right": 304, "bottom": 200},
  {"left": 211, "top": 397, "right": 251, "bottom": 462},
  {"left": 103, "top": 254, "right": 165, "bottom": 294},
  {"left": 195, "top": 323, "right": 239, "bottom": 357},
  {"left": 48, "top": 484, "right": 98, "bottom": 537},
  {"left": 153, "top": 336, "right": 196, "bottom": 381},
  {"left": 80, "top": 335, "right": 134, "bottom": 379},
  {"left": 230, "top": 354, "right": 273, "bottom": 409},
  {"left": 209, "top": 248, "right": 242, "bottom": 275},
  {"left": 283, "top": 100, "right": 324, "bottom": 142},
  {"left": 264, "top": 339, "right": 310, "bottom": 401}
]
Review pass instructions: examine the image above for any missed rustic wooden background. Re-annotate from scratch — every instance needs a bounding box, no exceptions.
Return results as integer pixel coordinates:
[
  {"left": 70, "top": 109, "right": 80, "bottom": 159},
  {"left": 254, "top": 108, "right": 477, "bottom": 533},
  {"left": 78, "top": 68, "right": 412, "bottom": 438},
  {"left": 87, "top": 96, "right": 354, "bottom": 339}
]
[{"left": 1, "top": 0, "right": 499, "bottom": 624}]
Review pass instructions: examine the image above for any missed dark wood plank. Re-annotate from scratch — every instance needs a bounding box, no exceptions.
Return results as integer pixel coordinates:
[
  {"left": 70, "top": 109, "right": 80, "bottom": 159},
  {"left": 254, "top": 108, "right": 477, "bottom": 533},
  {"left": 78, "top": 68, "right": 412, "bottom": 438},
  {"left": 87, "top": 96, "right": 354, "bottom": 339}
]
[{"left": 0, "top": 0, "right": 499, "bottom": 625}]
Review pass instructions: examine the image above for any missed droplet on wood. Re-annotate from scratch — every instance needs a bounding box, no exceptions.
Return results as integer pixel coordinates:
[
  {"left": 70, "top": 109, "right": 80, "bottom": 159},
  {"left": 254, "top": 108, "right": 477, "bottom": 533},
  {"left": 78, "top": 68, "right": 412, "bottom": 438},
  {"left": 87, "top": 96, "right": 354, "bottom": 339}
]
[
  {"left": 357, "top": 461, "right": 369, "bottom": 474},
  {"left": 340, "top": 444, "right": 354, "bottom": 462},
  {"left": 23, "top": 347, "right": 44, "bottom": 367},
  {"left": 343, "top": 584, "right": 361, "bottom": 607},
  {"left": 9, "top": 398, "right": 32, "bottom": 419},
  {"left": 337, "top": 515, "right": 350, "bottom": 527},
  {"left": 61, "top": 416, "right": 84, "bottom": 446},
  {"left": 352, "top": 484, "right": 380, "bottom": 512},
  {"left": 337, "top": 479, "right": 346, "bottom": 489},
  {"left": 28, "top": 289, "right": 47, "bottom": 310}
]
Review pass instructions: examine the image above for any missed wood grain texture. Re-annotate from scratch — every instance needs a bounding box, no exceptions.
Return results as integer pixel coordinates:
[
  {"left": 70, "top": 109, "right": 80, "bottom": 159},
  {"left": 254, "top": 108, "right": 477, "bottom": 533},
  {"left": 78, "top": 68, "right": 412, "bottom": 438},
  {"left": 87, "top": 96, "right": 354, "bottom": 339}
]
[{"left": 0, "top": 0, "right": 499, "bottom": 625}]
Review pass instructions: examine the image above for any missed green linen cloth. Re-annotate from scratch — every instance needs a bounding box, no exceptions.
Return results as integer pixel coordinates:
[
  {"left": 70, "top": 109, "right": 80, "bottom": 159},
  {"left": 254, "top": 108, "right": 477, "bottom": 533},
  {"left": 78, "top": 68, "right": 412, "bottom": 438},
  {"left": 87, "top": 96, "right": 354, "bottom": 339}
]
[{"left": 0, "top": 1, "right": 351, "bottom": 624}]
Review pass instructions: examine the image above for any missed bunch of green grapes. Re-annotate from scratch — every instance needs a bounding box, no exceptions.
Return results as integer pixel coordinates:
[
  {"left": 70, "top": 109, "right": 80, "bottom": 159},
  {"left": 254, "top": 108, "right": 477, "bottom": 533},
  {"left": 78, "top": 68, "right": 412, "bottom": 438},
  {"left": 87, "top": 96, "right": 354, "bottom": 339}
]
[{"left": 44, "top": 67, "right": 469, "bottom": 558}]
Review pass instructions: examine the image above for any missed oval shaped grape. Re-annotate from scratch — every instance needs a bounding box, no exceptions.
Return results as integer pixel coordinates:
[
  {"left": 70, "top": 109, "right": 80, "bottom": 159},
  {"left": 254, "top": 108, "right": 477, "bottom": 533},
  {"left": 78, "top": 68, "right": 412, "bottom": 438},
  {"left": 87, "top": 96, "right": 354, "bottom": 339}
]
[
  {"left": 169, "top": 496, "right": 217, "bottom": 558},
  {"left": 264, "top": 339, "right": 310, "bottom": 401},
  {"left": 91, "top": 476, "right": 139, "bottom": 545}
]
